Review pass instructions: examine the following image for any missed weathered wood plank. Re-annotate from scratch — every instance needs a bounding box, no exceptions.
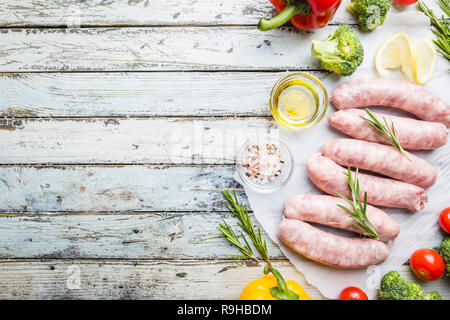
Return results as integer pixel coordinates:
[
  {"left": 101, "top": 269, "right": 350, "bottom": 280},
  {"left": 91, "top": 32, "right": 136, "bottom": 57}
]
[
  {"left": 0, "top": 165, "right": 244, "bottom": 212},
  {"left": 3, "top": 6, "right": 441, "bottom": 74},
  {"left": 0, "top": 0, "right": 440, "bottom": 27},
  {"left": 0, "top": 117, "right": 277, "bottom": 164},
  {"left": 0, "top": 25, "right": 338, "bottom": 72},
  {"left": 0, "top": 259, "right": 448, "bottom": 300},
  {"left": 0, "top": 259, "right": 325, "bottom": 300},
  {"left": 0, "top": 0, "right": 276, "bottom": 27},
  {"left": 0, "top": 71, "right": 327, "bottom": 117},
  {"left": 0, "top": 211, "right": 284, "bottom": 259},
  {"left": 0, "top": 211, "right": 443, "bottom": 260}
]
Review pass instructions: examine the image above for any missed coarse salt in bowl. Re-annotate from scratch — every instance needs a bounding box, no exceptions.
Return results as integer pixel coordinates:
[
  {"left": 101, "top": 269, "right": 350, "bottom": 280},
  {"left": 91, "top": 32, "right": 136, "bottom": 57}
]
[{"left": 236, "top": 136, "right": 294, "bottom": 193}]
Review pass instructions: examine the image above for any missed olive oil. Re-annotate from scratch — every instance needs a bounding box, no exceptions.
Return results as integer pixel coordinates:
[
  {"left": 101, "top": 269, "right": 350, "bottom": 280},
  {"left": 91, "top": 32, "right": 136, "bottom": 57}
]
[{"left": 272, "top": 80, "right": 320, "bottom": 128}]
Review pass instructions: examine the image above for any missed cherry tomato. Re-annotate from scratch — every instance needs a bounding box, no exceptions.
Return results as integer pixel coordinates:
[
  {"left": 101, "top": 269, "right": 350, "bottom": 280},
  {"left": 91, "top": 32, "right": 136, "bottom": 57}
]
[
  {"left": 339, "top": 287, "right": 368, "bottom": 300},
  {"left": 410, "top": 249, "right": 445, "bottom": 281},
  {"left": 394, "top": 0, "right": 418, "bottom": 5},
  {"left": 439, "top": 207, "right": 450, "bottom": 233}
]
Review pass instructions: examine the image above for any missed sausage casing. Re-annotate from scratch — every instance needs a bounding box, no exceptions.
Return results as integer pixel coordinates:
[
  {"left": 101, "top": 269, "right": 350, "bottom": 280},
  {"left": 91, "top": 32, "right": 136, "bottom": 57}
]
[
  {"left": 306, "top": 154, "right": 428, "bottom": 212},
  {"left": 278, "top": 217, "right": 390, "bottom": 269},
  {"left": 284, "top": 194, "right": 399, "bottom": 241},
  {"left": 330, "top": 78, "right": 450, "bottom": 127},
  {"left": 328, "top": 109, "right": 448, "bottom": 150},
  {"left": 322, "top": 139, "right": 437, "bottom": 188}
]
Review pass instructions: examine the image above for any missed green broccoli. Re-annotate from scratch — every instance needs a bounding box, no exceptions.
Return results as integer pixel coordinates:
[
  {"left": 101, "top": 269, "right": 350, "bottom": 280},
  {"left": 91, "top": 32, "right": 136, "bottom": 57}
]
[
  {"left": 435, "top": 237, "right": 450, "bottom": 277},
  {"left": 311, "top": 24, "right": 364, "bottom": 76},
  {"left": 347, "top": 0, "right": 391, "bottom": 31},
  {"left": 378, "top": 271, "right": 442, "bottom": 300}
]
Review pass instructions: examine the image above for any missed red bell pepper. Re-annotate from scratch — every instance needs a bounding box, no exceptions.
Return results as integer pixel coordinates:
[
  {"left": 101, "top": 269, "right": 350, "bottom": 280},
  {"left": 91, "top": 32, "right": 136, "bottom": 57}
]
[{"left": 258, "top": 0, "right": 342, "bottom": 31}]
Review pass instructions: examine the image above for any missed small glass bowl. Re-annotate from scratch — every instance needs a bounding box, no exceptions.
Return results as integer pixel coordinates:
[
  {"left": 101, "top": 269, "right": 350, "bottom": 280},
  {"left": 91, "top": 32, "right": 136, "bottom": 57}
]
[
  {"left": 269, "top": 72, "right": 328, "bottom": 131},
  {"left": 236, "top": 136, "right": 294, "bottom": 193}
]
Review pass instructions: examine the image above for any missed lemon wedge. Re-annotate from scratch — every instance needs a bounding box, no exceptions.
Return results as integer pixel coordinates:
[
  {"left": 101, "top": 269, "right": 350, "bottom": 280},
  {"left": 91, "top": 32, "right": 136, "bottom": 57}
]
[
  {"left": 414, "top": 39, "right": 437, "bottom": 85},
  {"left": 375, "top": 32, "right": 417, "bottom": 82},
  {"left": 376, "top": 33, "right": 437, "bottom": 85}
]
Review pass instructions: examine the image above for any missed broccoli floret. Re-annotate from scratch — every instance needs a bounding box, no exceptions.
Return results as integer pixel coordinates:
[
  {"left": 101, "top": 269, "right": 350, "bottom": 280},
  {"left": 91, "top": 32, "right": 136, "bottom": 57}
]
[
  {"left": 311, "top": 24, "right": 364, "bottom": 76},
  {"left": 425, "top": 291, "right": 443, "bottom": 300},
  {"left": 436, "top": 237, "right": 450, "bottom": 277},
  {"left": 378, "top": 271, "right": 442, "bottom": 300},
  {"left": 347, "top": 0, "right": 391, "bottom": 31}
]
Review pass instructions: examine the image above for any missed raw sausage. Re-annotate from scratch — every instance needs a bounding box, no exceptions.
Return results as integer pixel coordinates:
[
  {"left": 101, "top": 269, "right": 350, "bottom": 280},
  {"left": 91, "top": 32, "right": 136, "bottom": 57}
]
[
  {"left": 328, "top": 109, "right": 448, "bottom": 150},
  {"left": 306, "top": 154, "right": 428, "bottom": 212},
  {"left": 330, "top": 78, "right": 450, "bottom": 127},
  {"left": 284, "top": 194, "right": 399, "bottom": 241},
  {"left": 322, "top": 139, "right": 437, "bottom": 188},
  {"left": 278, "top": 217, "right": 389, "bottom": 269}
]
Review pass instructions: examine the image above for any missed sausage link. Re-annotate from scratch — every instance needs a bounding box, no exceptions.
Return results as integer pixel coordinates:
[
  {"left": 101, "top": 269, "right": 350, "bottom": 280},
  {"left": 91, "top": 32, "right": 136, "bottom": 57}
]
[
  {"left": 278, "top": 217, "right": 389, "bottom": 269},
  {"left": 328, "top": 109, "right": 448, "bottom": 150},
  {"left": 284, "top": 194, "right": 399, "bottom": 241},
  {"left": 306, "top": 154, "right": 428, "bottom": 212},
  {"left": 330, "top": 78, "right": 450, "bottom": 127},
  {"left": 322, "top": 139, "right": 437, "bottom": 188}
]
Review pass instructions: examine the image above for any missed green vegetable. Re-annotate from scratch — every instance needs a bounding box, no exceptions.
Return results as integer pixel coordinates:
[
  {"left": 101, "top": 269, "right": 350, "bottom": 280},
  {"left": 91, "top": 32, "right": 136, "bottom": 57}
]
[
  {"left": 219, "top": 189, "right": 271, "bottom": 266},
  {"left": 258, "top": 0, "right": 310, "bottom": 31},
  {"left": 362, "top": 108, "right": 410, "bottom": 161},
  {"left": 435, "top": 237, "right": 450, "bottom": 277},
  {"left": 347, "top": 0, "right": 391, "bottom": 31},
  {"left": 378, "top": 271, "right": 442, "bottom": 300},
  {"left": 311, "top": 24, "right": 364, "bottom": 76},
  {"left": 417, "top": 0, "right": 450, "bottom": 62},
  {"left": 336, "top": 167, "right": 380, "bottom": 239}
]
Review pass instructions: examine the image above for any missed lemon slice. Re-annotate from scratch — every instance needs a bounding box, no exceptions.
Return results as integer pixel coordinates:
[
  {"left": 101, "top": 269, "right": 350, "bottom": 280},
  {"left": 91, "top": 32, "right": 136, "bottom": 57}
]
[
  {"left": 414, "top": 39, "right": 437, "bottom": 85},
  {"left": 375, "top": 32, "right": 417, "bottom": 81}
]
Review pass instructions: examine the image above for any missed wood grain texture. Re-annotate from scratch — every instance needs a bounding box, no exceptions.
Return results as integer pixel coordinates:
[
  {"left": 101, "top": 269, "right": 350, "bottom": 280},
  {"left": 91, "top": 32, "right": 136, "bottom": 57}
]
[
  {"left": 0, "top": 117, "right": 278, "bottom": 164},
  {"left": 0, "top": 211, "right": 284, "bottom": 259},
  {"left": 0, "top": 0, "right": 440, "bottom": 27},
  {"left": 0, "top": 25, "right": 338, "bottom": 72},
  {"left": 0, "top": 259, "right": 325, "bottom": 300},
  {"left": 0, "top": 211, "right": 443, "bottom": 260},
  {"left": 0, "top": 0, "right": 277, "bottom": 27},
  {"left": 1, "top": 0, "right": 441, "bottom": 74},
  {"left": 0, "top": 165, "right": 245, "bottom": 212},
  {"left": 0, "top": 259, "right": 448, "bottom": 300},
  {"left": 0, "top": 71, "right": 326, "bottom": 117}
]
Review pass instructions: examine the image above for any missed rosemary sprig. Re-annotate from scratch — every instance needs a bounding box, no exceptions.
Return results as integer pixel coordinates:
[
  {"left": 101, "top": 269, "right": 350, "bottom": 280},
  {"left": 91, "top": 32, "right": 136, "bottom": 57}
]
[
  {"left": 219, "top": 220, "right": 259, "bottom": 262},
  {"left": 220, "top": 189, "right": 271, "bottom": 266},
  {"left": 361, "top": 108, "right": 410, "bottom": 161},
  {"left": 337, "top": 167, "right": 380, "bottom": 240},
  {"left": 417, "top": 0, "right": 450, "bottom": 62}
]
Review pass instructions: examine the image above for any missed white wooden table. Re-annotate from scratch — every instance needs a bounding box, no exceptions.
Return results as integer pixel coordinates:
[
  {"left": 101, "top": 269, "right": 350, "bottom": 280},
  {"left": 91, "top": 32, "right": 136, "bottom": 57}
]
[{"left": 0, "top": 0, "right": 448, "bottom": 299}]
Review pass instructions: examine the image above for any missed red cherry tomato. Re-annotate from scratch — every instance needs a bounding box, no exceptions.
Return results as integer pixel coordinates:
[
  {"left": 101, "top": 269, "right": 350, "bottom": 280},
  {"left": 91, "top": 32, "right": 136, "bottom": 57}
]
[
  {"left": 410, "top": 249, "right": 445, "bottom": 281},
  {"left": 439, "top": 207, "right": 450, "bottom": 233},
  {"left": 394, "top": 0, "right": 418, "bottom": 5},
  {"left": 339, "top": 287, "right": 368, "bottom": 300}
]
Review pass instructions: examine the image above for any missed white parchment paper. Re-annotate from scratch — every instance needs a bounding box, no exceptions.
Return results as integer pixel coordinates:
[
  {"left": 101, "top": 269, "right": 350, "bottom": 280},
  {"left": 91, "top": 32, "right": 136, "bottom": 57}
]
[{"left": 235, "top": 9, "right": 450, "bottom": 299}]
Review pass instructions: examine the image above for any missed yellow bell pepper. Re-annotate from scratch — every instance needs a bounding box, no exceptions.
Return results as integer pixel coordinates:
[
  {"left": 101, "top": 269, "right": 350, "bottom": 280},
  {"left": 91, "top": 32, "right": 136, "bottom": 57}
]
[{"left": 240, "top": 266, "right": 314, "bottom": 300}]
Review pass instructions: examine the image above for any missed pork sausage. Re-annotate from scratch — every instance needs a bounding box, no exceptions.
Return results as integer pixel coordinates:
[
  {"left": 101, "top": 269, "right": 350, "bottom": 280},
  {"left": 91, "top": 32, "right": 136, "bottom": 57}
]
[
  {"left": 322, "top": 139, "right": 437, "bottom": 188},
  {"left": 284, "top": 194, "right": 399, "bottom": 241},
  {"left": 306, "top": 154, "right": 428, "bottom": 212},
  {"left": 278, "top": 217, "right": 390, "bottom": 269},
  {"left": 328, "top": 109, "right": 448, "bottom": 150},
  {"left": 330, "top": 78, "right": 450, "bottom": 127}
]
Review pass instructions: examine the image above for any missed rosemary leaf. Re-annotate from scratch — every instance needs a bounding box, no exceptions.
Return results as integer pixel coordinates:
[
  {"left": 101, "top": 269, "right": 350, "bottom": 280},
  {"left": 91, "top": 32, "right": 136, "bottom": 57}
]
[
  {"left": 336, "top": 168, "right": 380, "bottom": 240},
  {"left": 417, "top": 0, "right": 450, "bottom": 62},
  {"left": 218, "top": 220, "right": 259, "bottom": 263},
  {"left": 361, "top": 108, "right": 411, "bottom": 161},
  {"left": 221, "top": 189, "right": 271, "bottom": 266}
]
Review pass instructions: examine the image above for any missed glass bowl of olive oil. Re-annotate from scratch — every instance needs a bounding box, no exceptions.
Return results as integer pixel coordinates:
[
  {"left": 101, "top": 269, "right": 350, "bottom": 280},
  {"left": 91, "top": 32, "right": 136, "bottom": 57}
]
[{"left": 269, "top": 73, "right": 328, "bottom": 130}]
